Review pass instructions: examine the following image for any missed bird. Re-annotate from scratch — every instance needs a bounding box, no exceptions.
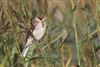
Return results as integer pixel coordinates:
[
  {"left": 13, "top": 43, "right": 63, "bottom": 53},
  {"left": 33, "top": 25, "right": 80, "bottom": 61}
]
[{"left": 22, "top": 16, "right": 47, "bottom": 57}]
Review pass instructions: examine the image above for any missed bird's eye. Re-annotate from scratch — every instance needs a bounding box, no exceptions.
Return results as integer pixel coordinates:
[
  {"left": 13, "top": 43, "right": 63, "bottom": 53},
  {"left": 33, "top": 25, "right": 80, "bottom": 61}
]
[{"left": 38, "top": 16, "right": 44, "bottom": 20}]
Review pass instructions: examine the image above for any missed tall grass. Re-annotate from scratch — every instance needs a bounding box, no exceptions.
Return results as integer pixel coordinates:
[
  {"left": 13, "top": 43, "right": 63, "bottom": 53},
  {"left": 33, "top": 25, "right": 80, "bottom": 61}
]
[{"left": 0, "top": 0, "right": 100, "bottom": 67}]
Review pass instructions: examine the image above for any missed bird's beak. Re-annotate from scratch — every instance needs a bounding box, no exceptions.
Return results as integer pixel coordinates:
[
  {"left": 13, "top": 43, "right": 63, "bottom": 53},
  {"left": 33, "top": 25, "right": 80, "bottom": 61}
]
[{"left": 42, "top": 17, "right": 47, "bottom": 22}]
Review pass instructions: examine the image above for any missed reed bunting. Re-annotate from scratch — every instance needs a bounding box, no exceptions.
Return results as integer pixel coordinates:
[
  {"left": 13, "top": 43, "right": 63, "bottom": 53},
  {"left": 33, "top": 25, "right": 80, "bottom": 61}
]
[{"left": 22, "top": 16, "right": 47, "bottom": 57}]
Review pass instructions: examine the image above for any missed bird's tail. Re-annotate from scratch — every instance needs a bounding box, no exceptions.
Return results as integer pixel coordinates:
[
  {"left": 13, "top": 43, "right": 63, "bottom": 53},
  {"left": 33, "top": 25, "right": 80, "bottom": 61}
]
[{"left": 22, "top": 36, "right": 33, "bottom": 57}]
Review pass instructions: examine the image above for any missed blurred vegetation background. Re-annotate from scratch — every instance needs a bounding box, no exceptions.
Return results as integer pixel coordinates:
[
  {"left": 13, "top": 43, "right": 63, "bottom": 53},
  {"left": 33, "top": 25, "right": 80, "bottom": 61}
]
[{"left": 0, "top": 0, "right": 100, "bottom": 67}]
